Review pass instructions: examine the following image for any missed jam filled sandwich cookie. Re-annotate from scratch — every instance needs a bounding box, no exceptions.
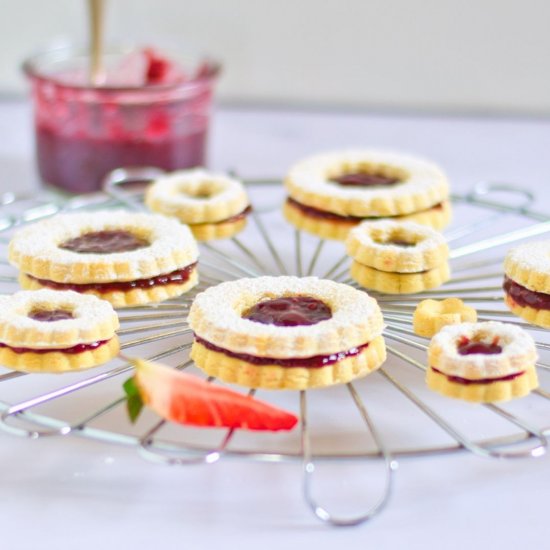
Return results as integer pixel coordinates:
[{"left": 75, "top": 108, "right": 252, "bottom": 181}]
[
  {"left": 9, "top": 211, "right": 199, "bottom": 308},
  {"left": 0, "top": 289, "right": 119, "bottom": 373},
  {"left": 503, "top": 241, "right": 550, "bottom": 328},
  {"left": 283, "top": 150, "right": 451, "bottom": 240},
  {"left": 145, "top": 169, "right": 251, "bottom": 241},
  {"left": 427, "top": 322, "right": 538, "bottom": 403},
  {"left": 347, "top": 220, "right": 450, "bottom": 294},
  {"left": 188, "top": 276, "right": 386, "bottom": 390}
]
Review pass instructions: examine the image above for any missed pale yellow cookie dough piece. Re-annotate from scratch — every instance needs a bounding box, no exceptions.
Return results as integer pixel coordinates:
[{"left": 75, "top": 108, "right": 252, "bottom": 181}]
[
  {"left": 351, "top": 261, "right": 450, "bottom": 294},
  {"left": 0, "top": 336, "right": 120, "bottom": 373},
  {"left": 426, "top": 365, "right": 538, "bottom": 403},
  {"left": 191, "top": 335, "right": 386, "bottom": 390},
  {"left": 413, "top": 298, "right": 477, "bottom": 338},
  {"left": 504, "top": 294, "right": 550, "bottom": 329},
  {"left": 19, "top": 269, "right": 199, "bottom": 309},
  {"left": 285, "top": 150, "right": 450, "bottom": 217},
  {"left": 346, "top": 220, "right": 449, "bottom": 273}
]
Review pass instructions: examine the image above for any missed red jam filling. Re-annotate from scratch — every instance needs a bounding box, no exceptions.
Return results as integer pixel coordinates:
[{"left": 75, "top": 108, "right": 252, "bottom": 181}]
[
  {"left": 59, "top": 230, "right": 149, "bottom": 254},
  {"left": 503, "top": 275, "right": 550, "bottom": 310},
  {"left": 458, "top": 340, "right": 502, "bottom": 356},
  {"left": 330, "top": 173, "right": 401, "bottom": 187},
  {"left": 26, "top": 263, "right": 196, "bottom": 294},
  {"left": 287, "top": 197, "right": 443, "bottom": 222},
  {"left": 431, "top": 367, "right": 524, "bottom": 385},
  {"left": 195, "top": 336, "right": 369, "bottom": 368},
  {"left": 211, "top": 205, "right": 252, "bottom": 225},
  {"left": 0, "top": 339, "right": 109, "bottom": 355},
  {"left": 243, "top": 296, "right": 332, "bottom": 327},
  {"left": 28, "top": 309, "right": 74, "bottom": 322}
]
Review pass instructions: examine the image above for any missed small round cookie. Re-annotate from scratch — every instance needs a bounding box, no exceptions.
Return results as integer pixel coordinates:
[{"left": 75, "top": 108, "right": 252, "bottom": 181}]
[
  {"left": 0, "top": 289, "right": 119, "bottom": 373},
  {"left": 188, "top": 276, "right": 386, "bottom": 390},
  {"left": 503, "top": 241, "right": 550, "bottom": 328},
  {"left": 427, "top": 322, "right": 538, "bottom": 403},
  {"left": 413, "top": 298, "right": 477, "bottom": 338},
  {"left": 9, "top": 210, "right": 199, "bottom": 308},
  {"left": 145, "top": 169, "right": 251, "bottom": 240},
  {"left": 285, "top": 150, "right": 450, "bottom": 218},
  {"left": 351, "top": 261, "right": 450, "bottom": 294},
  {"left": 346, "top": 220, "right": 449, "bottom": 273},
  {"left": 283, "top": 197, "right": 451, "bottom": 241}
]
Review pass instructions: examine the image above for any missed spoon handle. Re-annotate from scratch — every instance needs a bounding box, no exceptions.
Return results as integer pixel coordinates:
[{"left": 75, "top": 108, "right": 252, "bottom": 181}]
[{"left": 88, "top": 0, "right": 105, "bottom": 85}]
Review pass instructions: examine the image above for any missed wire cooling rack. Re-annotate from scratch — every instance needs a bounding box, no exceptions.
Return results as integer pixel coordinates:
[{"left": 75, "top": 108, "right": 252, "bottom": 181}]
[{"left": 0, "top": 171, "right": 549, "bottom": 527}]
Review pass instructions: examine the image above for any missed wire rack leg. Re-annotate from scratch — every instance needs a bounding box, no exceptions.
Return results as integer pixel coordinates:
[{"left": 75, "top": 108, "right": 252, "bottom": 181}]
[{"left": 300, "top": 388, "right": 397, "bottom": 527}]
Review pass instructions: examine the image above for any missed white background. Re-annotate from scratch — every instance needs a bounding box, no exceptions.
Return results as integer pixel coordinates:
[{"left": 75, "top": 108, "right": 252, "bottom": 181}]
[{"left": 1, "top": 0, "right": 550, "bottom": 114}]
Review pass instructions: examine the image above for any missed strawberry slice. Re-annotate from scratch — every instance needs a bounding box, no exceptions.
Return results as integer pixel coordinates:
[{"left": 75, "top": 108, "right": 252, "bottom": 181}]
[{"left": 123, "top": 358, "right": 298, "bottom": 431}]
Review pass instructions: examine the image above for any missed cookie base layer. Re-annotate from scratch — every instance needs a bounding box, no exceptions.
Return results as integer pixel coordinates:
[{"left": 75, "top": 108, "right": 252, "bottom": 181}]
[
  {"left": 351, "top": 261, "right": 450, "bottom": 294},
  {"left": 426, "top": 366, "right": 538, "bottom": 403},
  {"left": 0, "top": 336, "right": 120, "bottom": 373},
  {"left": 504, "top": 294, "right": 550, "bottom": 328},
  {"left": 19, "top": 270, "right": 199, "bottom": 308},
  {"left": 283, "top": 199, "right": 451, "bottom": 240},
  {"left": 190, "top": 217, "right": 247, "bottom": 241},
  {"left": 190, "top": 335, "right": 386, "bottom": 390}
]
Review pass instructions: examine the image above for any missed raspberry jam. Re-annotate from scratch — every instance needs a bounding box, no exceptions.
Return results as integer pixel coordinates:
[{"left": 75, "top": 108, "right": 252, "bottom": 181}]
[
  {"left": 330, "top": 173, "right": 400, "bottom": 187},
  {"left": 458, "top": 340, "right": 502, "bottom": 355},
  {"left": 28, "top": 309, "right": 74, "bottom": 322},
  {"left": 212, "top": 205, "right": 252, "bottom": 225},
  {"left": 431, "top": 367, "right": 523, "bottom": 385},
  {"left": 195, "top": 336, "right": 368, "bottom": 368},
  {"left": 243, "top": 296, "right": 332, "bottom": 326},
  {"left": 287, "top": 197, "right": 443, "bottom": 222},
  {"left": 27, "top": 263, "right": 196, "bottom": 294},
  {"left": 0, "top": 339, "right": 108, "bottom": 355},
  {"left": 59, "top": 230, "right": 149, "bottom": 254},
  {"left": 503, "top": 275, "right": 550, "bottom": 310}
]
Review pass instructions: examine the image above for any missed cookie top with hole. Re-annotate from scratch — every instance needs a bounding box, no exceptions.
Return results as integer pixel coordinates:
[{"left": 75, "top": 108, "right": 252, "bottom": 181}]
[
  {"left": 346, "top": 220, "right": 448, "bottom": 273},
  {"left": 285, "top": 150, "right": 449, "bottom": 217}
]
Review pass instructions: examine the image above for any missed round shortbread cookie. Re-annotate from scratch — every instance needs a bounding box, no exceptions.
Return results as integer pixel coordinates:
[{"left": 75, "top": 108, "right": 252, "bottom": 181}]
[
  {"left": 145, "top": 169, "right": 249, "bottom": 224},
  {"left": 504, "top": 241, "right": 550, "bottom": 294},
  {"left": 9, "top": 210, "right": 198, "bottom": 284},
  {"left": 0, "top": 289, "right": 118, "bottom": 348},
  {"left": 188, "top": 276, "right": 384, "bottom": 359},
  {"left": 428, "top": 321, "right": 537, "bottom": 380},
  {"left": 285, "top": 150, "right": 449, "bottom": 217},
  {"left": 346, "top": 220, "right": 448, "bottom": 273}
]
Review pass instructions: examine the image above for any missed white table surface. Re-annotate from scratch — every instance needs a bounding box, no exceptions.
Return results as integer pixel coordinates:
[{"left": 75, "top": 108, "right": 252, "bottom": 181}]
[{"left": 0, "top": 100, "right": 549, "bottom": 549}]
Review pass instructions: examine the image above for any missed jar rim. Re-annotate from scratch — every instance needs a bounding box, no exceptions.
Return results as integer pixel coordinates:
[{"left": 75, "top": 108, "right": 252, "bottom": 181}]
[{"left": 22, "top": 45, "right": 221, "bottom": 93}]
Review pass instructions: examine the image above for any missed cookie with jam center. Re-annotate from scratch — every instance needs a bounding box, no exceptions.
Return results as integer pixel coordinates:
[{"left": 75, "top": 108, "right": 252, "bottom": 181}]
[
  {"left": 188, "top": 276, "right": 386, "bottom": 389},
  {"left": 0, "top": 289, "right": 119, "bottom": 373},
  {"left": 9, "top": 210, "right": 199, "bottom": 307},
  {"left": 145, "top": 169, "right": 251, "bottom": 241},
  {"left": 426, "top": 321, "right": 538, "bottom": 403}
]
